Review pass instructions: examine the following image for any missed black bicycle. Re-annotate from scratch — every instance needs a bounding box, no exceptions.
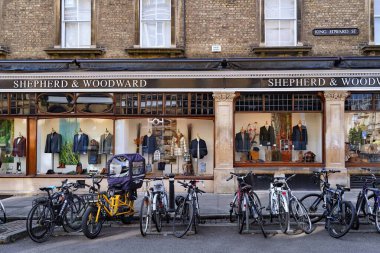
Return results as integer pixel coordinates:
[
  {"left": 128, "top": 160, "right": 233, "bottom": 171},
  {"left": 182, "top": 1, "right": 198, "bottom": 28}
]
[
  {"left": 300, "top": 169, "right": 355, "bottom": 238},
  {"left": 26, "top": 179, "right": 84, "bottom": 243},
  {"left": 351, "top": 168, "right": 380, "bottom": 232},
  {"left": 173, "top": 180, "right": 205, "bottom": 238}
]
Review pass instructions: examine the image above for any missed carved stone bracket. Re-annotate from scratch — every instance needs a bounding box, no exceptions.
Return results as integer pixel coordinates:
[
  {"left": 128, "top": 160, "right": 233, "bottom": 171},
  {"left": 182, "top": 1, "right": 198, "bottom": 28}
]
[
  {"left": 213, "top": 92, "right": 236, "bottom": 102},
  {"left": 324, "top": 91, "right": 350, "bottom": 101}
]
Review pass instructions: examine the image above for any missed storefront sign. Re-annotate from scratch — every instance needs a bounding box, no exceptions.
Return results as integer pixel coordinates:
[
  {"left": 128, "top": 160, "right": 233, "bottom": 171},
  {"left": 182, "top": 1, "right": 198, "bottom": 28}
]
[
  {"left": 2, "top": 76, "right": 380, "bottom": 90},
  {"left": 312, "top": 28, "right": 359, "bottom": 36}
]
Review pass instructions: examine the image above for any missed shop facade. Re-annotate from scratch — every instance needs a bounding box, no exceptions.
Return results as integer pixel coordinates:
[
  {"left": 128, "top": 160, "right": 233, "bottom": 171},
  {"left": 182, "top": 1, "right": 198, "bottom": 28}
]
[{"left": 0, "top": 69, "right": 380, "bottom": 193}]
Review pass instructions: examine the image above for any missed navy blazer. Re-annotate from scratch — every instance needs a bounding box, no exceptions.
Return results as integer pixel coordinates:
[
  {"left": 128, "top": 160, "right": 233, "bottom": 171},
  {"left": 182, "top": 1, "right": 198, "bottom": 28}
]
[
  {"left": 235, "top": 132, "right": 250, "bottom": 152},
  {"left": 73, "top": 133, "right": 89, "bottom": 154},
  {"left": 142, "top": 135, "right": 157, "bottom": 155},
  {"left": 45, "top": 132, "right": 62, "bottom": 153},
  {"left": 190, "top": 138, "right": 208, "bottom": 159},
  {"left": 292, "top": 125, "right": 308, "bottom": 150}
]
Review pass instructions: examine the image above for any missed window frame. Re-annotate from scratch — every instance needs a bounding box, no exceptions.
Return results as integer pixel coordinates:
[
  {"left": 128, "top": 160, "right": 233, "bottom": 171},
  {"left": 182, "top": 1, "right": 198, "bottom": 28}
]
[
  {"left": 135, "top": 0, "right": 175, "bottom": 48},
  {"left": 374, "top": 0, "right": 380, "bottom": 44},
  {"left": 55, "top": 0, "right": 96, "bottom": 48}
]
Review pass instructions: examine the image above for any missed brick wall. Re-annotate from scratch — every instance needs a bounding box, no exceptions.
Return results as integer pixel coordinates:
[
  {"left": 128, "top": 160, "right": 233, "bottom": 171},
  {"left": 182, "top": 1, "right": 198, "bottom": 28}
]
[{"left": 0, "top": 0, "right": 374, "bottom": 59}]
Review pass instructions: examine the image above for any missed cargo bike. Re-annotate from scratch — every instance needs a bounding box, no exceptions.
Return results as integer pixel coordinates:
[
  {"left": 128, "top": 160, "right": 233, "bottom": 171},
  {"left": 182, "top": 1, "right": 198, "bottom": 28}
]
[{"left": 81, "top": 153, "right": 146, "bottom": 239}]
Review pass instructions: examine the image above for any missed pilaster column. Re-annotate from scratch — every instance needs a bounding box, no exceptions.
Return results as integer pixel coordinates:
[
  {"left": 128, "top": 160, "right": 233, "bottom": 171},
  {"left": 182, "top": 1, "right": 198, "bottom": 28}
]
[
  {"left": 213, "top": 92, "right": 236, "bottom": 193},
  {"left": 324, "top": 90, "right": 350, "bottom": 186}
]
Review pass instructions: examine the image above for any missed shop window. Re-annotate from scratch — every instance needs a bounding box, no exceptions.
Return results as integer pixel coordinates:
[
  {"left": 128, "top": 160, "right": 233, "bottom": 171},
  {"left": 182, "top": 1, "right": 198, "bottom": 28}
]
[
  {"left": 140, "top": 0, "right": 172, "bottom": 48},
  {"left": 345, "top": 93, "right": 380, "bottom": 165},
  {"left": 114, "top": 118, "right": 214, "bottom": 176},
  {"left": 37, "top": 118, "right": 114, "bottom": 175},
  {"left": 0, "top": 93, "right": 9, "bottom": 115},
  {"left": 37, "top": 93, "right": 75, "bottom": 114},
  {"left": 115, "top": 93, "right": 214, "bottom": 116},
  {"left": 76, "top": 93, "right": 114, "bottom": 114},
  {"left": 62, "top": 0, "right": 92, "bottom": 48},
  {"left": 9, "top": 93, "right": 37, "bottom": 115},
  {"left": 235, "top": 93, "right": 323, "bottom": 164},
  {"left": 264, "top": 0, "right": 297, "bottom": 46},
  {"left": 0, "top": 118, "right": 28, "bottom": 175}
]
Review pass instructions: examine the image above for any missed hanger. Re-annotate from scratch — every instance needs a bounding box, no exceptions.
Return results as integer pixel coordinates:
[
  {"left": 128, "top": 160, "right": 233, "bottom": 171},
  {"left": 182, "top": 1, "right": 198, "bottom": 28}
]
[
  {"left": 51, "top": 128, "right": 56, "bottom": 133},
  {"left": 298, "top": 120, "right": 302, "bottom": 126},
  {"left": 147, "top": 129, "right": 152, "bottom": 137},
  {"left": 78, "top": 128, "right": 83, "bottom": 134},
  {"left": 19, "top": 132, "right": 23, "bottom": 137}
]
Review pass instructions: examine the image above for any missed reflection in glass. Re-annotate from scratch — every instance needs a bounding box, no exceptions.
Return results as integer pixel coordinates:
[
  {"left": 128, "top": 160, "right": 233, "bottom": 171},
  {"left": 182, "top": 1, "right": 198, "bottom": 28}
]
[
  {"left": 37, "top": 93, "right": 75, "bottom": 113},
  {"left": 76, "top": 94, "right": 114, "bottom": 113}
]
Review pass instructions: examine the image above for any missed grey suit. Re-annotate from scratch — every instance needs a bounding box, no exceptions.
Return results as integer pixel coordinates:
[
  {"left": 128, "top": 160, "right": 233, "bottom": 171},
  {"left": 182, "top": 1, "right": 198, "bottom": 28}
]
[
  {"left": 45, "top": 132, "right": 62, "bottom": 153},
  {"left": 99, "top": 133, "right": 113, "bottom": 154}
]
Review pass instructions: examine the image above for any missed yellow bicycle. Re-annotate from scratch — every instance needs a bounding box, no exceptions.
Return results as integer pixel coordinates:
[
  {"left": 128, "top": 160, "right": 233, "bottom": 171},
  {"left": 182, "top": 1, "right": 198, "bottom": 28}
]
[{"left": 81, "top": 154, "right": 146, "bottom": 239}]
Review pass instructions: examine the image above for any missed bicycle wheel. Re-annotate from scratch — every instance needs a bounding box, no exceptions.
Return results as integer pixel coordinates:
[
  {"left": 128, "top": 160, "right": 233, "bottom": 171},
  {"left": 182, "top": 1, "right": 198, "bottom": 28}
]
[
  {"left": 62, "top": 200, "right": 83, "bottom": 232},
  {"left": 81, "top": 206, "right": 103, "bottom": 239},
  {"left": 366, "top": 193, "right": 377, "bottom": 221},
  {"left": 249, "top": 194, "right": 267, "bottom": 238},
  {"left": 139, "top": 196, "right": 151, "bottom": 236},
  {"left": 239, "top": 195, "right": 249, "bottom": 233},
  {"left": 278, "top": 195, "right": 289, "bottom": 233},
  {"left": 236, "top": 195, "right": 244, "bottom": 234},
  {"left": 299, "top": 193, "right": 324, "bottom": 223},
  {"left": 173, "top": 198, "right": 193, "bottom": 238},
  {"left": 374, "top": 202, "right": 380, "bottom": 233},
  {"left": 327, "top": 201, "right": 355, "bottom": 238},
  {"left": 290, "top": 198, "right": 313, "bottom": 234},
  {"left": 229, "top": 192, "right": 238, "bottom": 223},
  {"left": 0, "top": 200, "right": 6, "bottom": 224},
  {"left": 26, "top": 203, "right": 54, "bottom": 243},
  {"left": 154, "top": 194, "right": 163, "bottom": 232}
]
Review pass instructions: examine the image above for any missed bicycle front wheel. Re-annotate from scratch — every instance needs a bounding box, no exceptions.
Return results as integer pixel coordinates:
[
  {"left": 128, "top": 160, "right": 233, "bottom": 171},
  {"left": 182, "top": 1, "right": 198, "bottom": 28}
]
[
  {"left": 81, "top": 206, "right": 103, "bottom": 239},
  {"left": 290, "top": 198, "right": 313, "bottom": 234},
  {"left": 26, "top": 203, "right": 54, "bottom": 243},
  {"left": 327, "top": 201, "right": 355, "bottom": 238},
  {"left": 173, "top": 198, "right": 193, "bottom": 238},
  {"left": 139, "top": 196, "right": 151, "bottom": 236},
  {"left": 63, "top": 198, "right": 85, "bottom": 232},
  {"left": 299, "top": 193, "right": 324, "bottom": 224},
  {"left": 0, "top": 200, "right": 6, "bottom": 224},
  {"left": 374, "top": 203, "right": 380, "bottom": 233},
  {"left": 249, "top": 193, "right": 267, "bottom": 238}
]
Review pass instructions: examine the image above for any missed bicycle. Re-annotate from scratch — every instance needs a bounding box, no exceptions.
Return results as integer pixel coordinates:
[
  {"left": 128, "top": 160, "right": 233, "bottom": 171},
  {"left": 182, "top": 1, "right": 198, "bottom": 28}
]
[
  {"left": 351, "top": 168, "right": 380, "bottom": 232},
  {"left": 227, "top": 172, "right": 266, "bottom": 237},
  {"left": 278, "top": 174, "right": 313, "bottom": 234},
  {"left": 81, "top": 154, "right": 146, "bottom": 239},
  {"left": 268, "top": 175, "right": 290, "bottom": 233},
  {"left": 26, "top": 179, "right": 84, "bottom": 243},
  {"left": 140, "top": 177, "right": 169, "bottom": 236},
  {"left": 172, "top": 180, "right": 205, "bottom": 238},
  {"left": 300, "top": 169, "right": 355, "bottom": 238},
  {"left": 0, "top": 198, "right": 6, "bottom": 224}
]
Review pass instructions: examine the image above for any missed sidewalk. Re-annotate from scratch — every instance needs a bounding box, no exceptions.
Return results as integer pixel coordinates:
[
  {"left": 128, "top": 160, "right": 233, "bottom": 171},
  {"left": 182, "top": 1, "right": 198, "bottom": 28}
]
[{"left": 0, "top": 190, "right": 374, "bottom": 244}]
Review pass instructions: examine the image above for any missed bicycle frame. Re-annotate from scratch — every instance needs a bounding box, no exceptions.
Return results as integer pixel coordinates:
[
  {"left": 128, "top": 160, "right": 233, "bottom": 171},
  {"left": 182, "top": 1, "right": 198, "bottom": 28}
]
[
  {"left": 94, "top": 192, "right": 135, "bottom": 222},
  {"left": 269, "top": 182, "right": 289, "bottom": 214}
]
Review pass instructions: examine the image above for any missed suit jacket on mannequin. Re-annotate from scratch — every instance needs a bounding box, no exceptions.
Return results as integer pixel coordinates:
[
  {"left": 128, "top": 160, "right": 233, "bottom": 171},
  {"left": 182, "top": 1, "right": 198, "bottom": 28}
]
[
  {"left": 292, "top": 125, "right": 308, "bottom": 150},
  {"left": 45, "top": 132, "right": 62, "bottom": 153},
  {"left": 142, "top": 135, "right": 157, "bottom": 155},
  {"left": 259, "top": 125, "right": 275, "bottom": 146},
  {"left": 235, "top": 132, "right": 250, "bottom": 152},
  {"left": 12, "top": 136, "right": 26, "bottom": 157},
  {"left": 99, "top": 133, "right": 113, "bottom": 154},
  {"left": 88, "top": 139, "right": 100, "bottom": 164},
  {"left": 73, "top": 133, "right": 89, "bottom": 154},
  {"left": 190, "top": 138, "right": 208, "bottom": 159}
]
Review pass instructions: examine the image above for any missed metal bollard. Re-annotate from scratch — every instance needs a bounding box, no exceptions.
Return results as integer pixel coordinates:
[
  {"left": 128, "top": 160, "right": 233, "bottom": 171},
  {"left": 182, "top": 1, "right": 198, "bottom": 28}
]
[{"left": 168, "top": 172, "right": 175, "bottom": 212}]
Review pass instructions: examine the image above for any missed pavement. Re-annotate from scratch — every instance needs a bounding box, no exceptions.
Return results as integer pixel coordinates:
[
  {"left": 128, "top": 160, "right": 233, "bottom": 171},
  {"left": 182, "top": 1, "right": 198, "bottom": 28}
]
[{"left": 0, "top": 189, "right": 377, "bottom": 244}]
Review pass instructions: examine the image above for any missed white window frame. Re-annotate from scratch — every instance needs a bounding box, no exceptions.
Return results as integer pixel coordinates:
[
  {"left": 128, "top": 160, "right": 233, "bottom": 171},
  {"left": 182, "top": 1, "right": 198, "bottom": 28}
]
[
  {"left": 140, "top": 0, "right": 171, "bottom": 48},
  {"left": 264, "top": 0, "right": 297, "bottom": 47},
  {"left": 375, "top": 0, "right": 380, "bottom": 45},
  {"left": 61, "top": 0, "right": 91, "bottom": 48}
]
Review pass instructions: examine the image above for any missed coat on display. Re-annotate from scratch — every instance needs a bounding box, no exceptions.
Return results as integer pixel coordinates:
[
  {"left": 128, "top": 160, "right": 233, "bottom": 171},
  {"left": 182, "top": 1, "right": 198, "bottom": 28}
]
[
  {"left": 292, "top": 125, "right": 308, "bottom": 150},
  {"left": 72, "top": 133, "right": 89, "bottom": 154},
  {"left": 235, "top": 132, "right": 250, "bottom": 152},
  {"left": 88, "top": 139, "right": 101, "bottom": 164},
  {"left": 99, "top": 133, "right": 113, "bottom": 154},
  {"left": 44, "top": 132, "right": 62, "bottom": 153},
  {"left": 190, "top": 138, "right": 208, "bottom": 159},
  {"left": 259, "top": 125, "right": 275, "bottom": 146},
  {"left": 142, "top": 134, "right": 157, "bottom": 155},
  {"left": 12, "top": 136, "right": 26, "bottom": 157}
]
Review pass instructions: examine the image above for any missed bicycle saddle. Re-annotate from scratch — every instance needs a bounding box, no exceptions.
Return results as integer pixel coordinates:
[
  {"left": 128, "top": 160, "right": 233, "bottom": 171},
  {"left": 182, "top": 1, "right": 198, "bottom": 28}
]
[
  {"left": 336, "top": 184, "right": 350, "bottom": 192},
  {"left": 39, "top": 186, "right": 55, "bottom": 192}
]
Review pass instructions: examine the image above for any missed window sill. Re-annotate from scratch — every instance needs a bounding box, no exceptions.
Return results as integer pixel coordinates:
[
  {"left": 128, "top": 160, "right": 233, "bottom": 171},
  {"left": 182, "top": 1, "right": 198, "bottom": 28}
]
[
  {"left": 361, "top": 45, "right": 380, "bottom": 56},
  {"left": 125, "top": 47, "right": 185, "bottom": 57},
  {"left": 234, "top": 162, "right": 323, "bottom": 168},
  {"left": 251, "top": 46, "right": 312, "bottom": 57},
  {"left": 44, "top": 47, "right": 105, "bottom": 56}
]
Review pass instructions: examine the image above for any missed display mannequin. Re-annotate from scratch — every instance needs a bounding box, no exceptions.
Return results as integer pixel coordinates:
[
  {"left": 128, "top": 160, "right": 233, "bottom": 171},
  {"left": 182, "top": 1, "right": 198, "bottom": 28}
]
[
  {"left": 45, "top": 128, "right": 62, "bottom": 173},
  {"left": 99, "top": 128, "right": 113, "bottom": 154},
  {"left": 73, "top": 128, "right": 89, "bottom": 154},
  {"left": 235, "top": 127, "right": 250, "bottom": 152},
  {"left": 292, "top": 120, "right": 308, "bottom": 150},
  {"left": 190, "top": 133, "right": 208, "bottom": 174},
  {"left": 259, "top": 121, "right": 275, "bottom": 162},
  {"left": 12, "top": 132, "right": 26, "bottom": 173}
]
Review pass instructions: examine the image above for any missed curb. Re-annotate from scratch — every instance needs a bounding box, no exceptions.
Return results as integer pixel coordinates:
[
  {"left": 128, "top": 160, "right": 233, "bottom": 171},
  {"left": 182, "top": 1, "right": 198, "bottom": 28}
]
[{"left": 0, "top": 220, "right": 28, "bottom": 244}]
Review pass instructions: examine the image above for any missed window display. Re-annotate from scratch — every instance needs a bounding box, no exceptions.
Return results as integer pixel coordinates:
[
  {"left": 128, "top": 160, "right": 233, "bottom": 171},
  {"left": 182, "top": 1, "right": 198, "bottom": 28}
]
[
  {"left": 0, "top": 118, "right": 27, "bottom": 175},
  {"left": 345, "top": 112, "right": 380, "bottom": 164},
  {"left": 234, "top": 112, "right": 322, "bottom": 164},
  {"left": 37, "top": 118, "right": 114, "bottom": 174}
]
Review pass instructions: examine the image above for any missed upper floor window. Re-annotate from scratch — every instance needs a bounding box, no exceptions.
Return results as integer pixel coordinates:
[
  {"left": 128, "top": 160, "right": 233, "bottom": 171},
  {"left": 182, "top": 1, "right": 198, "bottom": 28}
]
[
  {"left": 264, "top": 0, "right": 296, "bottom": 46},
  {"left": 375, "top": 0, "right": 380, "bottom": 44},
  {"left": 62, "top": 0, "right": 91, "bottom": 48},
  {"left": 140, "top": 0, "right": 171, "bottom": 47}
]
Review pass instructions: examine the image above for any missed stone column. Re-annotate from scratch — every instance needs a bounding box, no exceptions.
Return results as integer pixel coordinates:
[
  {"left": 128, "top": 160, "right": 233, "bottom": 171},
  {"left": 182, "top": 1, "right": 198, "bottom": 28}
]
[
  {"left": 324, "top": 90, "right": 350, "bottom": 186},
  {"left": 213, "top": 92, "right": 236, "bottom": 193}
]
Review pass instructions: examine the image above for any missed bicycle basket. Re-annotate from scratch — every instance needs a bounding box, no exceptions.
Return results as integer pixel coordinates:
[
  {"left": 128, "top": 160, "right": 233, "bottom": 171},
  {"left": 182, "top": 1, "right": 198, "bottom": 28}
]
[
  {"left": 107, "top": 153, "right": 146, "bottom": 191},
  {"left": 153, "top": 183, "right": 164, "bottom": 192}
]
